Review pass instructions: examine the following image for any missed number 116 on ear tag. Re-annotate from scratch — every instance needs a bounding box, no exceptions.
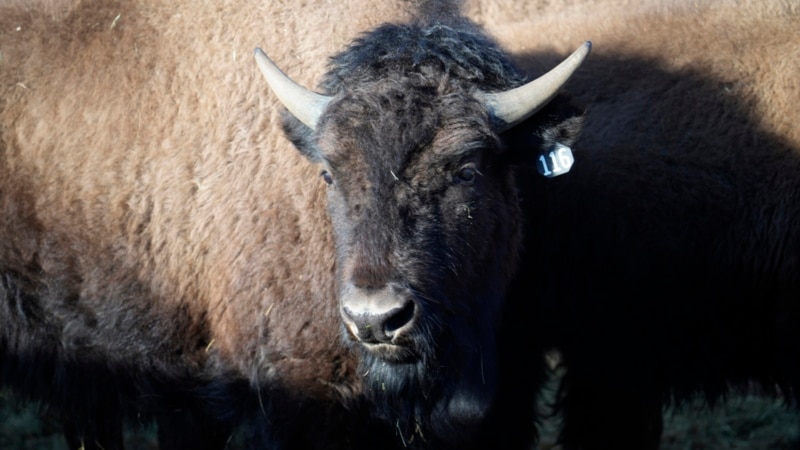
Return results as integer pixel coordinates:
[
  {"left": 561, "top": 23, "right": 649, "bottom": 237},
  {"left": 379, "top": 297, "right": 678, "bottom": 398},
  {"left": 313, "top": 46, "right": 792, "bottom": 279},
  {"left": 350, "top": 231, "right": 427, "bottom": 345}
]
[{"left": 537, "top": 143, "right": 574, "bottom": 178}]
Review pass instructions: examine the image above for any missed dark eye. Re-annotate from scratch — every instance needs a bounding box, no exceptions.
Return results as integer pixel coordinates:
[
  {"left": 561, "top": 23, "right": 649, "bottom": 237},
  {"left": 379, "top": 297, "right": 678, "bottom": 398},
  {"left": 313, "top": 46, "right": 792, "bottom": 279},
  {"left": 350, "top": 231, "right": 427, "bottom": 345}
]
[
  {"left": 321, "top": 170, "right": 333, "bottom": 185},
  {"left": 455, "top": 164, "right": 479, "bottom": 185}
]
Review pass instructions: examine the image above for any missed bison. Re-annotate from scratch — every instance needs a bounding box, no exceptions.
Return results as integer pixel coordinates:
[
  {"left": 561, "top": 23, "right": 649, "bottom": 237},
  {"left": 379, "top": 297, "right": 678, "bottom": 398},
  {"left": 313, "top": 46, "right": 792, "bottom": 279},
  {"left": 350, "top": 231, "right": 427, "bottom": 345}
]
[
  {"left": 0, "top": 0, "right": 588, "bottom": 448},
  {"left": 475, "top": 1, "right": 800, "bottom": 449}
]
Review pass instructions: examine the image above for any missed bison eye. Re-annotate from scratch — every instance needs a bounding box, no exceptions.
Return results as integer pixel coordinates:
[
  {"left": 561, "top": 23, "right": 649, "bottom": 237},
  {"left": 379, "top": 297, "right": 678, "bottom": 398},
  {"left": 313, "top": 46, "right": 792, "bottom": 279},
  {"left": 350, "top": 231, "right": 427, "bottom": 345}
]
[
  {"left": 455, "top": 163, "right": 479, "bottom": 185},
  {"left": 321, "top": 170, "right": 333, "bottom": 185}
]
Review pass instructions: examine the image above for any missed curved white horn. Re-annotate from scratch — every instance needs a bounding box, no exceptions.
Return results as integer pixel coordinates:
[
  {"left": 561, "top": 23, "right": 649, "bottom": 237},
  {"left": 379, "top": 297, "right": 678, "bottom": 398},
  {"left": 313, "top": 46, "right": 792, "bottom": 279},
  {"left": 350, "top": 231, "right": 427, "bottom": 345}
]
[
  {"left": 254, "top": 48, "right": 332, "bottom": 130},
  {"left": 477, "top": 41, "right": 591, "bottom": 132}
]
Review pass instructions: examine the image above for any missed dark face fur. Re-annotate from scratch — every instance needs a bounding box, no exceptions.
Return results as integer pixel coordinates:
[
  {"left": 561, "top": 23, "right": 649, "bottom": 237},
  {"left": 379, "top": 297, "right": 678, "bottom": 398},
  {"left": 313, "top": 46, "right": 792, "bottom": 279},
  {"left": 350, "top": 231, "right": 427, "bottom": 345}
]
[
  {"left": 319, "top": 78, "right": 520, "bottom": 445},
  {"left": 281, "top": 21, "right": 584, "bottom": 445}
]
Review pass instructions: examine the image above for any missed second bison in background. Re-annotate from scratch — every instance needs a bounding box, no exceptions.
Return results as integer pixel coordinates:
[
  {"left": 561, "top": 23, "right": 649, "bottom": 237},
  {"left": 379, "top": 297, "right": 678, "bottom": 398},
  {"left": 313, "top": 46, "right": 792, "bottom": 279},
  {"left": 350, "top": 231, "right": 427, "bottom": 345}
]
[{"left": 486, "top": 1, "right": 800, "bottom": 449}]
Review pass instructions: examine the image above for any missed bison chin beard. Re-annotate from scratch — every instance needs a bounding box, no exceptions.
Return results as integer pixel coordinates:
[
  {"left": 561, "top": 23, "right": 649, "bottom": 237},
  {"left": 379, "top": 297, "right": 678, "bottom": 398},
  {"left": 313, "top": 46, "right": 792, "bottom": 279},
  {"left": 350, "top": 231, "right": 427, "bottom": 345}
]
[{"left": 353, "top": 325, "right": 499, "bottom": 448}]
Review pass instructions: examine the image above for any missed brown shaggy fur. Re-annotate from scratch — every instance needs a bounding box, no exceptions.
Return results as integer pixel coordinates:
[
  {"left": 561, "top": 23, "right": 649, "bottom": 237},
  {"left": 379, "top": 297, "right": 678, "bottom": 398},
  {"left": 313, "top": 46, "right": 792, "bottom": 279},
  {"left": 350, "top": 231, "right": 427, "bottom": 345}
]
[
  {"left": 0, "top": 0, "right": 432, "bottom": 387},
  {"left": 0, "top": 0, "right": 429, "bottom": 447}
]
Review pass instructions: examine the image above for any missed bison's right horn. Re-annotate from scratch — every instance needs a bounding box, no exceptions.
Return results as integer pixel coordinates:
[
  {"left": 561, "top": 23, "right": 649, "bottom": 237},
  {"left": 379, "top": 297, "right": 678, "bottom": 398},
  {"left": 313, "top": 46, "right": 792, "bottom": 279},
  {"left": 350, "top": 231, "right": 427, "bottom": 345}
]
[
  {"left": 477, "top": 41, "right": 591, "bottom": 132},
  {"left": 254, "top": 48, "right": 332, "bottom": 130}
]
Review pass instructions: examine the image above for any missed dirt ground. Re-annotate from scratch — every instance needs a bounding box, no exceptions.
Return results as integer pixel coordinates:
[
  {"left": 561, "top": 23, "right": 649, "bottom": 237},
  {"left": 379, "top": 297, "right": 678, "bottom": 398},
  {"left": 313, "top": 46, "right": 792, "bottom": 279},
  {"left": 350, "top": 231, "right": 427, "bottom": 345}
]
[{"left": 2, "top": 374, "right": 798, "bottom": 450}]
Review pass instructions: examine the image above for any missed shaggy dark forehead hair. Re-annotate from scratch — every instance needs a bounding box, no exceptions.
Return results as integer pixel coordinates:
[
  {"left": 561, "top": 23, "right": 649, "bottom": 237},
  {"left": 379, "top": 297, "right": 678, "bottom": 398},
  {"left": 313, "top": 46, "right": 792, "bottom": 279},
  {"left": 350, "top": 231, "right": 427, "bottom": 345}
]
[
  {"left": 321, "top": 78, "right": 500, "bottom": 187},
  {"left": 321, "top": 21, "right": 528, "bottom": 96},
  {"left": 283, "top": 19, "right": 529, "bottom": 173}
]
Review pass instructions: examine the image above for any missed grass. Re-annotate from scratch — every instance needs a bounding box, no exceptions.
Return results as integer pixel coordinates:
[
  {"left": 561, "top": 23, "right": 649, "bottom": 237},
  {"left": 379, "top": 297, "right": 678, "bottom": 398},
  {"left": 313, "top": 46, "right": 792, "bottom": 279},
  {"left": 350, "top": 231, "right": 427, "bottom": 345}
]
[
  {"left": 1, "top": 381, "right": 798, "bottom": 450},
  {"left": 534, "top": 369, "right": 800, "bottom": 450},
  {"left": 0, "top": 393, "right": 159, "bottom": 450}
]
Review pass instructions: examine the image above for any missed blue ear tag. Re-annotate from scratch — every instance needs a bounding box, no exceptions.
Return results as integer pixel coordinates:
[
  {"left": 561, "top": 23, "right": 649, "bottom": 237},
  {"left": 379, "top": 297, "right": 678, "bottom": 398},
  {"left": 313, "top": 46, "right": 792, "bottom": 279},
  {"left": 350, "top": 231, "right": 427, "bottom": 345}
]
[{"left": 537, "top": 142, "right": 574, "bottom": 178}]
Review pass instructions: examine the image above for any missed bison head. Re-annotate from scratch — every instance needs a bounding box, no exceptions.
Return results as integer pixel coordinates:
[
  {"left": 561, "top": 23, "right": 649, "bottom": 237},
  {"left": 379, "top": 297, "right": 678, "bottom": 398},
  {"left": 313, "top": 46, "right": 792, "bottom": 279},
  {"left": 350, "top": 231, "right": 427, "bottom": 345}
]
[{"left": 256, "top": 22, "right": 588, "bottom": 446}]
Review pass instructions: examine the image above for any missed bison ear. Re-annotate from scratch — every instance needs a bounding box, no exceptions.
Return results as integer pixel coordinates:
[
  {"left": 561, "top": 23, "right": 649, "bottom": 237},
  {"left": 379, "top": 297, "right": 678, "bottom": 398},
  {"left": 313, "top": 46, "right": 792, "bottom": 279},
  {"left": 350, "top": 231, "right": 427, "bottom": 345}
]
[
  {"left": 281, "top": 110, "right": 326, "bottom": 162},
  {"left": 500, "top": 94, "right": 585, "bottom": 170}
]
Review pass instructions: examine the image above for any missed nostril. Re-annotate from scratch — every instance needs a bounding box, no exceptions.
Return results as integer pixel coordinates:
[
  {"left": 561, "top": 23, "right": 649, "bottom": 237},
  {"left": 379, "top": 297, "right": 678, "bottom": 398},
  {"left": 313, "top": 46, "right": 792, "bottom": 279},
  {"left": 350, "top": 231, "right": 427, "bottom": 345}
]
[
  {"left": 384, "top": 300, "right": 415, "bottom": 338},
  {"left": 341, "top": 305, "right": 385, "bottom": 344},
  {"left": 340, "top": 285, "right": 416, "bottom": 344},
  {"left": 341, "top": 300, "right": 416, "bottom": 344}
]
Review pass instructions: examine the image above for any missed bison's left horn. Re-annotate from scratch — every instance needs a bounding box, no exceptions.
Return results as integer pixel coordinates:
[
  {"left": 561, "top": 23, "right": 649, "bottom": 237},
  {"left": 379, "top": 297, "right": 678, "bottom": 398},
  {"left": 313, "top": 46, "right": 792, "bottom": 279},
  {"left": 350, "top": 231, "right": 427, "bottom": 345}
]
[
  {"left": 477, "top": 41, "right": 591, "bottom": 132},
  {"left": 254, "top": 48, "right": 332, "bottom": 130}
]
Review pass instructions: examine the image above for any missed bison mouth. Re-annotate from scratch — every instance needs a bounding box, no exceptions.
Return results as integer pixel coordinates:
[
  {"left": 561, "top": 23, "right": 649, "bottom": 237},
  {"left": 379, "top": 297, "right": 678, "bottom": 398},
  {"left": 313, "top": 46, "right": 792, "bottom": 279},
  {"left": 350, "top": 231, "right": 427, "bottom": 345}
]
[{"left": 343, "top": 328, "right": 419, "bottom": 363}]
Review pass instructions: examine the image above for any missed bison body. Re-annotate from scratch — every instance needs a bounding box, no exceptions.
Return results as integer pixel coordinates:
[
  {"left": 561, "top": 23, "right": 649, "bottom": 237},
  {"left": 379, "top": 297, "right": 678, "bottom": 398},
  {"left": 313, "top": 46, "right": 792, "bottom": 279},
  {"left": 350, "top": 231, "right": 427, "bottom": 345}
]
[
  {"left": 1, "top": 0, "right": 586, "bottom": 448},
  {"left": 487, "top": 1, "right": 800, "bottom": 449},
  {"left": 0, "top": 0, "right": 383, "bottom": 446}
]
